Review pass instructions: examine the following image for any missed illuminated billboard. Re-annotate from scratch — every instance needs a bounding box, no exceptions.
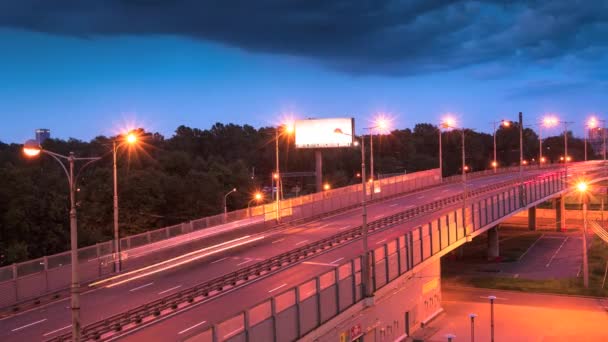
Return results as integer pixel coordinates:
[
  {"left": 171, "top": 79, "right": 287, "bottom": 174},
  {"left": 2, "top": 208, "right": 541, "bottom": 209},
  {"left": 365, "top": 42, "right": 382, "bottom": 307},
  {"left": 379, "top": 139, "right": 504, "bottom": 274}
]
[{"left": 295, "top": 118, "right": 354, "bottom": 149}]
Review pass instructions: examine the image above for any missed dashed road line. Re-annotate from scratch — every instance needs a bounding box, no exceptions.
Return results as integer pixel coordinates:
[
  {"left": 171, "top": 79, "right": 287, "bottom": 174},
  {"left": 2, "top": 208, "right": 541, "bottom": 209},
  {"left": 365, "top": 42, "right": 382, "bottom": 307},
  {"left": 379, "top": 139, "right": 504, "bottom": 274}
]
[
  {"left": 129, "top": 282, "right": 154, "bottom": 292},
  {"left": 295, "top": 239, "right": 309, "bottom": 245},
  {"left": 546, "top": 237, "right": 568, "bottom": 268},
  {"left": 330, "top": 257, "right": 344, "bottom": 264},
  {"left": 178, "top": 320, "right": 207, "bottom": 335},
  {"left": 211, "top": 257, "right": 229, "bottom": 264},
  {"left": 303, "top": 261, "right": 336, "bottom": 267},
  {"left": 43, "top": 324, "right": 71, "bottom": 337},
  {"left": 158, "top": 285, "right": 182, "bottom": 295},
  {"left": 376, "top": 239, "right": 387, "bottom": 244},
  {"left": 268, "top": 283, "right": 287, "bottom": 293},
  {"left": 11, "top": 318, "right": 47, "bottom": 332},
  {"left": 237, "top": 258, "right": 253, "bottom": 266},
  {"left": 272, "top": 238, "right": 285, "bottom": 244}
]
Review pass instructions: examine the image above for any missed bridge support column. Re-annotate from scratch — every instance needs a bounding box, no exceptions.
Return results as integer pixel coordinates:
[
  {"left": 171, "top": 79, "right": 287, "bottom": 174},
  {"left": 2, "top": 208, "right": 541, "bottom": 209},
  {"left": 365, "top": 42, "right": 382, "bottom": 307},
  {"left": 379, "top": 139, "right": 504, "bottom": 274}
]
[
  {"left": 487, "top": 226, "right": 499, "bottom": 261},
  {"left": 528, "top": 206, "right": 537, "bottom": 231},
  {"left": 556, "top": 195, "right": 566, "bottom": 232}
]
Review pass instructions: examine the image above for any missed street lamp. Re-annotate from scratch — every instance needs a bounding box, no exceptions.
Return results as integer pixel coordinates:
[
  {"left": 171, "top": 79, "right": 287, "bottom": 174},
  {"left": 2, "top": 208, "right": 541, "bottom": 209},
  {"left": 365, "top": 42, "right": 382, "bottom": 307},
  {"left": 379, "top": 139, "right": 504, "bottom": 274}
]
[
  {"left": 587, "top": 116, "right": 606, "bottom": 161},
  {"left": 491, "top": 119, "right": 511, "bottom": 172},
  {"left": 367, "top": 115, "right": 391, "bottom": 198},
  {"left": 539, "top": 116, "right": 559, "bottom": 167},
  {"left": 488, "top": 295, "right": 497, "bottom": 342},
  {"left": 112, "top": 132, "right": 138, "bottom": 273},
  {"left": 223, "top": 188, "right": 237, "bottom": 218},
  {"left": 323, "top": 183, "right": 331, "bottom": 191},
  {"left": 441, "top": 117, "right": 468, "bottom": 232},
  {"left": 469, "top": 313, "right": 477, "bottom": 342},
  {"left": 274, "top": 121, "right": 295, "bottom": 223},
  {"left": 576, "top": 180, "right": 590, "bottom": 288},
  {"left": 334, "top": 128, "right": 372, "bottom": 298},
  {"left": 248, "top": 192, "right": 263, "bottom": 217},
  {"left": 22, "top": 139, "right": 102, "bottom": 341}
]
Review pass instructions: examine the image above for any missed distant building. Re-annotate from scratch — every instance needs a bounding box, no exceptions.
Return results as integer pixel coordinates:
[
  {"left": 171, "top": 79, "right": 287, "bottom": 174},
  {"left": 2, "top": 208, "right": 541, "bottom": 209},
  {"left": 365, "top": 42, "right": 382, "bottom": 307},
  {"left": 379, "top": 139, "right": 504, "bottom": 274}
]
[
  {"left": 588, "top": 127, "right": 607, "bottom": 157},
  {"left": 35, "top": 129, "right": 51, "bottom": 144}
]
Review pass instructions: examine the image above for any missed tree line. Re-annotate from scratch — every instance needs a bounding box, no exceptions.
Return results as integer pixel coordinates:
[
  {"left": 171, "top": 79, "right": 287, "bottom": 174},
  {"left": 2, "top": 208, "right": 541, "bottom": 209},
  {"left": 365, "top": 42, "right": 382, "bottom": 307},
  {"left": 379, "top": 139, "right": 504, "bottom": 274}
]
[{"left": 0, "top": 122, "right": 592, "bottom": 265}]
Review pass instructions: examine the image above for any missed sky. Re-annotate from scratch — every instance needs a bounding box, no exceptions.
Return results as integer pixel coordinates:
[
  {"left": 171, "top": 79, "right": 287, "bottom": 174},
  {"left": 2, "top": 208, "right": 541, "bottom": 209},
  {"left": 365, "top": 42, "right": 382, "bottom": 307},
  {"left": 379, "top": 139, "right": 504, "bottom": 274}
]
[{"left": 1, "top": 1, "right": 607, "bottom": 143}]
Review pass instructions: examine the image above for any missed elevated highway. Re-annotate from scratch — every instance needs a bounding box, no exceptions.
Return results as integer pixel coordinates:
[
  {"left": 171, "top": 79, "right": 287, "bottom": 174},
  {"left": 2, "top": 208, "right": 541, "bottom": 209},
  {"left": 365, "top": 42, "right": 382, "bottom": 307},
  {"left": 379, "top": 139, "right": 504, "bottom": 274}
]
[{"left": 0, "top": 162, "right": 605, "bottom": 341}]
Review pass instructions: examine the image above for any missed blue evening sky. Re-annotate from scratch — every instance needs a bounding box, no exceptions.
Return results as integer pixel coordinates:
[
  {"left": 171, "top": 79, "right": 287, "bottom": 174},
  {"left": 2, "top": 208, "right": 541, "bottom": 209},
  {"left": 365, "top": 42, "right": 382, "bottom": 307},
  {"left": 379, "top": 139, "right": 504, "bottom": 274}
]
[{"left": 1, "top": 2, "right": 607, "bottom": 143}]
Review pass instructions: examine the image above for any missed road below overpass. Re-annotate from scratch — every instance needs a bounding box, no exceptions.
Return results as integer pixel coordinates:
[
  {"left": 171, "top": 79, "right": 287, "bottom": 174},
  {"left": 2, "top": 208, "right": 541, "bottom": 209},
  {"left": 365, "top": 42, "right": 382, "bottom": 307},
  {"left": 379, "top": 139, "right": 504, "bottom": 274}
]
[{"left": 0, "top": 168, "right": 570, "bottom": 341}]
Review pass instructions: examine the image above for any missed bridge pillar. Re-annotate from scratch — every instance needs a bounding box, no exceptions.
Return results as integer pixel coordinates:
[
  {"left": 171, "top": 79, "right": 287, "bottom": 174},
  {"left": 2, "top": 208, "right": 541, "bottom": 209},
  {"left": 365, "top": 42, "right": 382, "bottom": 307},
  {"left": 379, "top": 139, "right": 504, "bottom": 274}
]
[
  {"left": 487, "top": 226, "right": 499, "bottom": 261},
  {"left": 556, "top": 195, "right": 566, "bottom": 232},
  {"left": 528, "top": 206, "right": 537, "bottom": 231}
]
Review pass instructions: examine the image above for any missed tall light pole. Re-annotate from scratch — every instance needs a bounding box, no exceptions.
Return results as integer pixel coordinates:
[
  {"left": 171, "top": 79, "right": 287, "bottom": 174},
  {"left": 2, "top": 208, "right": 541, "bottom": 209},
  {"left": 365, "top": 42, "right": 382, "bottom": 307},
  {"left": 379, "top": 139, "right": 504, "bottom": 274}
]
[
  {"left": 23, "top": 140, "right": 102, "bottom": 342},
  {"left": 441, "top": 117, "right": 467, "bottom": 231},
  {"left": 587, "top": 116, "right": 606, "bottom": 161},
  {"left": 335, "top": 128, "right": 372, "bottom": 298},
  {"left": 488, "top": 295, "right": 497, "bottom": 342},
  {"left": 112, "top": 132, "right": 138, "bottom": 273},
  {"left": 577, "top": 181, "right": 590, "bottom": 288},
  {"left": 469, "top": 313, "right": 477, "bottom": 342},
  {"left": 541, "top": 115, "right": 559, "bottom": 165},
  {"left": 248, "top": 192, "right": 263, "bottom": 217},
  {"left": 367, "top": 116, "right": 390, "bottom": 199},
  {"left": 274, "top": 122, "right": 294, "bottom": 223},
  {"left": 491, "top": 119, "right": 511, "bottom": 172},
  {"left": 438, "top": 125, "right": 443, "bottom": 179},
  {"left": 223, "top": 188, "right": 237, "bottom": 219}
]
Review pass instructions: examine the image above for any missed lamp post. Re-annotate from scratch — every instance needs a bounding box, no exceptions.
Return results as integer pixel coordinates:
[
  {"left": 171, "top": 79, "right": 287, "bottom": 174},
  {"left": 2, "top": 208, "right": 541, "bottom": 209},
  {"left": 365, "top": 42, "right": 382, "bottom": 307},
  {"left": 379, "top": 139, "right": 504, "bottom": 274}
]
[
  {"left": 488, "top": 295, "right": 496, "bottom": 342},
  {"left": 223, "top": 188, "right": 237, "bottom": 220},
  {"left": 577, "top": 181, "right": 590, "bottom": 288},
  {"left": 112, "top": 132, "right": 138, "bottom": 273},
  {"left": 587, "top": 116, "right": 606, "bottom": 161},
  {"left": 23, "top": 140, "right": 102, "bottom": 342},
  {"left": 274, "top": 122, "right": 294, "bottom": 223},
  {"left": 334, "top": 128, "right": 372, "bottom": 298},
  {"left": 469, "top": 313, "right": 477, "bottom": 342},
  {"left": 367, "top": 116, "right": 390, "bottom": 199},
  {"left": 441, "top": 117, "right": 467, "bottom": 233},
  {"left": 491, "top": 119, "right": 511, "bottom": 172},
  {"left": 248, "top": 192, "right": 263, "bottom": 217},
  {"left": 438, "top": 125, "right": 443, "bottom": 178}
]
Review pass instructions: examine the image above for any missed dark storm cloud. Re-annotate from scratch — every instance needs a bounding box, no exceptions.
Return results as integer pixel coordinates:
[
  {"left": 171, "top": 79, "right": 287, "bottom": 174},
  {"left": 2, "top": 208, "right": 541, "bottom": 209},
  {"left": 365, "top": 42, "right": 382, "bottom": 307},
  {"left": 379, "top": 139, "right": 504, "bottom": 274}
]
[{"left": 1, "top": 0, "right": 607, "bottom": 75}]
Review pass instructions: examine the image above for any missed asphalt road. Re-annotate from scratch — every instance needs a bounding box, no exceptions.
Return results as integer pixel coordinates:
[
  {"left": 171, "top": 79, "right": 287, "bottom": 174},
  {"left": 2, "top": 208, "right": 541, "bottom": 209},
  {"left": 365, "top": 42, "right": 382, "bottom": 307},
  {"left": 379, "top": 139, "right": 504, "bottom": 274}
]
[
  {"left": 427, "top": 286, "right": 608, "bottom": 341},
  {"left": 0, "top": 168, "right": 574, "bottom": 341}
]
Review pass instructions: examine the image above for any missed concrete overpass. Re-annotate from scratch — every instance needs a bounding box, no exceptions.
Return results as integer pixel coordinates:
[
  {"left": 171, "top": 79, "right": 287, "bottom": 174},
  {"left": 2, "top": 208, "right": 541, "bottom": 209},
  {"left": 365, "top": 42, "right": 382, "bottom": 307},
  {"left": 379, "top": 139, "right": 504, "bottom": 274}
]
[{"left": 0, "top": 162, "right": 605, "bottom": 341}]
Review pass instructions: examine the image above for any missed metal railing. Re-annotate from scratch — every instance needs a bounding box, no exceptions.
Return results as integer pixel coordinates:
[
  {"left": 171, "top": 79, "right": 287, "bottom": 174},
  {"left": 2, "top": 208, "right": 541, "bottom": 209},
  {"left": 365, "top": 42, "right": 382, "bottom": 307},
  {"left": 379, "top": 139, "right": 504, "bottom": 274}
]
[
  {"left": 0, "top": 169, "right": 440, "bottom": 311},
  {"left": 47, "top": 170, "right": 576, "bottom": 341}
]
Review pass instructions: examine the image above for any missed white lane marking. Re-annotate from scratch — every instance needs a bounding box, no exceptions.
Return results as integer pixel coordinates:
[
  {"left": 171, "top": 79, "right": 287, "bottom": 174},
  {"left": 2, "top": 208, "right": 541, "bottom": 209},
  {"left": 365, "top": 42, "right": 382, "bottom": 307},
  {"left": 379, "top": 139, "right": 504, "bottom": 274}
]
[
  {"left": 303, "top": 261, "right": 336, "bottom": 267},
  {"left": 389, "top": 203, "right": 399, "bottom": 207},
  {"left": 376, "top": 239, "right": 387, "bottom": 244},
  {"left": 315, "top": 224, "right": 330, "bottom": 230},
  {"left": 330, "top": 257, "right": 344, "bottom": 264},
  {"left": 237, "top": 258, "right": 253, "bottom": 266},
  {"left": 546, "top": 237, "right": 569, "bottom": 268},
  {"left": 11, "top": 318, "right": 48, "bottom": 332},
  {"left": 295, "top": 240, "right": 309, "bottom": 246},
  {"left": 442, "top": 189, "right": 450, "bottom": 193},
  {"left": 130, "top": 282, "right": 154, "bottom": 292},
  {"left": 272, "top": 238, "right": 285, "bottom": 244},
  {"left": 43, "top": 324, "right": 72, "bottom": 336},
  {"left": 224, "top": 328, "right": 243, "bottom": 339},
  {"left": 158, "top": 285, "right": 182, "bottom": 295},
  {"left": 405, "top": 205, "right": 416, "bottom": 209},
  {"left": 433, "top": 197, "right": 441, "bottom": 200},
  {"left": 417, "top": 196, "right": 425, "bottom": 199},
  {"left": 374, "top": 215, "right": 384, "bottom": 219},
  {"left": 518, "top": 233, "right": 544, "bottom": 261},
  {"left": 211, "top": 257, "right": 229, "bottom": 264},
  {"left": 339, "top": 226, "right": 351, "bottom": 231},
  {"left": 269, "top": 283, "right": 287, "bottom": 293},
  {"left": 178, "top": 320, "right": 207, "bottom": 335}
]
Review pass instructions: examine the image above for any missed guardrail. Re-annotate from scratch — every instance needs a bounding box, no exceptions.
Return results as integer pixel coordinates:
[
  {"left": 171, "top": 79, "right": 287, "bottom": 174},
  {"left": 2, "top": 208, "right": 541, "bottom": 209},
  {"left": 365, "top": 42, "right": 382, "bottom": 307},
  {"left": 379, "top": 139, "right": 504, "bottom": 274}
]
[
  {"left": 47, "top": 170, "right": 572, "bottom": 341},
  {"left": 0, "top": 169, "right": 439, "bottom": 311}
]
